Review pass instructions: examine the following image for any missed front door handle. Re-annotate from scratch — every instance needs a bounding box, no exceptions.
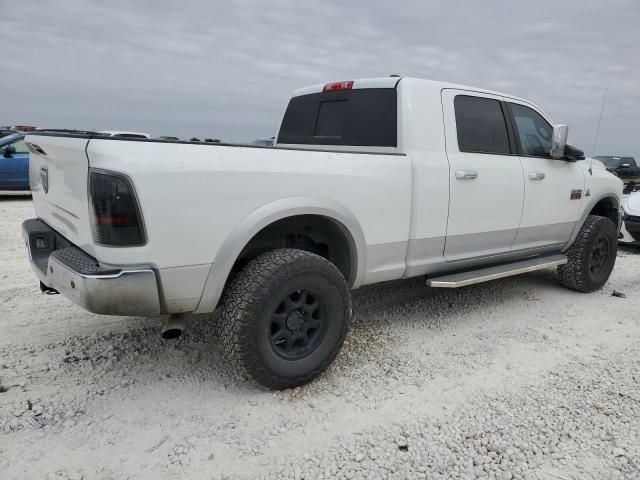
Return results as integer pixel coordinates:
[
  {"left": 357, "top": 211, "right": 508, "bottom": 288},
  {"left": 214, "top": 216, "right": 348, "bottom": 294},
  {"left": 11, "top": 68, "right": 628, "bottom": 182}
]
[
  {"left": 528, "top": 172, "right": 546, "bottom": 181},
  {"left": 455, "top": 170, "right": 478, "bottom": 180}
]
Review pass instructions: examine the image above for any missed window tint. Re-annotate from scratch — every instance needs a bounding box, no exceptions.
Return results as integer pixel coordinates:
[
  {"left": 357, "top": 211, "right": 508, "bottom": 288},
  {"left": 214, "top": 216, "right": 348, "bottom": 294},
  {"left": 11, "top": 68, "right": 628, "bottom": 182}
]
[
  {"left": 278, "top": 88, "right": 397, "bottom": 147},
  {"left": 509, "top": 103, "right": 553, "bottom": 157},
  {"left": 454, "top": 95, "right": 510, "bottom": 154},
  {"left": 315, "top": 101, "right": 347, "bottom": 138}
]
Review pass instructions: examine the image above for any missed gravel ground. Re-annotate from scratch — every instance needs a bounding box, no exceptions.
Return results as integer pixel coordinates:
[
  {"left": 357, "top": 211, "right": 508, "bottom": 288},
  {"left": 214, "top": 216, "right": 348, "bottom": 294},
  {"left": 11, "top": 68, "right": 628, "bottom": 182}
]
[{"left": 1, "top": 195, "right": 639, "bottom": 480}]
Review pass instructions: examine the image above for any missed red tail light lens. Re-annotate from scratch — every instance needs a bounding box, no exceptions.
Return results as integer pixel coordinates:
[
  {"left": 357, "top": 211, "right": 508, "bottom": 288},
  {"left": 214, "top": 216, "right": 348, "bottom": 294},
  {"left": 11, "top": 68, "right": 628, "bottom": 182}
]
[
  {"left": 322, "top": 81, "right": 353, "bottom": 93},
  {"left": 89, "top": 170, "right": 146, "bottom": 246}
]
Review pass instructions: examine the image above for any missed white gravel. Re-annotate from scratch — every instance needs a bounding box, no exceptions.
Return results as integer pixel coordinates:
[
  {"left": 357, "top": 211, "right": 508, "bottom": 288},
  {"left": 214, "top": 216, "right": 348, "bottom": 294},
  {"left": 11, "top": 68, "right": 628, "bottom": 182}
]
[{"left": 1, "top": 195, "right": 639, "bottom": 479}]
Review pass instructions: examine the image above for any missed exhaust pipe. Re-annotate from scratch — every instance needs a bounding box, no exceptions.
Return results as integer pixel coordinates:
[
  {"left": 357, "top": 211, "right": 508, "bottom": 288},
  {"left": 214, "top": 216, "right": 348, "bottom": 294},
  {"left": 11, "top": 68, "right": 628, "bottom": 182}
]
[{"left": 161, "top": 313, "right": 186, "bottom": 340}]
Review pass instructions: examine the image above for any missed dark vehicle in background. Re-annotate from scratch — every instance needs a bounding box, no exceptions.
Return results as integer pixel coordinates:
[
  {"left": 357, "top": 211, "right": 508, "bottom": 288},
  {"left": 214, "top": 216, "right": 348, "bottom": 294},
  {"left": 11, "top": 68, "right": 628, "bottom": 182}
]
[
  {"left": 0, "top": 133, "right": 29, "bottom": 190},
  {"left": 595, "top": 156, "right": 640, "bottom": 192}
]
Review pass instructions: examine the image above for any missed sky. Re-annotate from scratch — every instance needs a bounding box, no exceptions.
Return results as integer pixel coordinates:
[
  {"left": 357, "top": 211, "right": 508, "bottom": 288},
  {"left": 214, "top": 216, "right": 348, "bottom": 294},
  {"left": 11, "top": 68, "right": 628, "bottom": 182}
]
[{"left": 1, "top": 0, "right": 638, "bottom": 157}]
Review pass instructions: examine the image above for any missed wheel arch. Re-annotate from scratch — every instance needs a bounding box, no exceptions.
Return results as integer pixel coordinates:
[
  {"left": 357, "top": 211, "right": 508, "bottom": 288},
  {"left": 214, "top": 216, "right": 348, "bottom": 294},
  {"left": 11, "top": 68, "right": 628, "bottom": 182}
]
[
  {"left": 563, "top": 192, "right": 621, "bottom": 251},
  {"left": 194, "top": 197, "right": 367, "bottom": 314}
]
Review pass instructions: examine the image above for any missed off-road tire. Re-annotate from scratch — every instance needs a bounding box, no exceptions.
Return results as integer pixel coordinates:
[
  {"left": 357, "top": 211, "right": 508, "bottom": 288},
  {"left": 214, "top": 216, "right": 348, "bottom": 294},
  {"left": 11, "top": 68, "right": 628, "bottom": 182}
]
[
  {"left": 558, "top": 215, "right": 617, "bottom": 292},
  {"left": 218, "top": 248, "right": 351, "bottom": 389}
]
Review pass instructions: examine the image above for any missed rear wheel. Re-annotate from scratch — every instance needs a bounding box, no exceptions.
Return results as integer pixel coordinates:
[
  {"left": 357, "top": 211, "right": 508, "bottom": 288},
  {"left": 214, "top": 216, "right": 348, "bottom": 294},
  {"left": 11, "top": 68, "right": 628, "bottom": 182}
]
[
  {"left": 218, "top": 248, "right": 351, "bottom": 389},
  {"left": 558, "top": 215, "right": 617, "bottom": 292}
]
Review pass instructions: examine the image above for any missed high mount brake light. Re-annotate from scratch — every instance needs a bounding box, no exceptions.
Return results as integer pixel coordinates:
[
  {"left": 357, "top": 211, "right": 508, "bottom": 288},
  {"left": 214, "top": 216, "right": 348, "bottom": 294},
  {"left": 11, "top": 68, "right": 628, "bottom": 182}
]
[
  {"left": 89, "top": 170, "right": 146, "bottom": 246},
  {"left": 322, "top": 81, "right": 353, "bottom": 93}
]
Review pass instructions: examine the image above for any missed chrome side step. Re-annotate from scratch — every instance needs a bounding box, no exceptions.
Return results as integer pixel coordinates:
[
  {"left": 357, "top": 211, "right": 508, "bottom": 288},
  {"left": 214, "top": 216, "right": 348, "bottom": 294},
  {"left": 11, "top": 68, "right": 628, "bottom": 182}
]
[{"left": 427, "top": 254, "right": 567, "bottom": 288}]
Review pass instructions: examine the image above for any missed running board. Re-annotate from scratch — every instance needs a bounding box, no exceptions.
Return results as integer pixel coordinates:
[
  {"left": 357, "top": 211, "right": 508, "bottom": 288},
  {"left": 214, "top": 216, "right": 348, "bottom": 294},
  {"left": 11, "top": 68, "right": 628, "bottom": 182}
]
[{"left": 427, "top": 254, "right": 567, "bottom": 288}]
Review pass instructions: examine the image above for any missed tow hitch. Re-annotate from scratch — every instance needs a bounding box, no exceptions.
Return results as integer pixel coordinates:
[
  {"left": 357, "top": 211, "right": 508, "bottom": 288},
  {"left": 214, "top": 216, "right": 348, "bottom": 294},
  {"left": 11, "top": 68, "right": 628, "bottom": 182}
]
[{"left": 40, "top": 281, "right": 59, "bottom": 295}]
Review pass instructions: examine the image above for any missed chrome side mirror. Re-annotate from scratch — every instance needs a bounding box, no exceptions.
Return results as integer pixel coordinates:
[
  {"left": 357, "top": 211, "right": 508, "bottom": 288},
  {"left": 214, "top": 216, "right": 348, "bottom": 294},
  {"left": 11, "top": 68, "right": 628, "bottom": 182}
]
[{"left": 550, "top": 124, "right": 568, "bottom": 159}]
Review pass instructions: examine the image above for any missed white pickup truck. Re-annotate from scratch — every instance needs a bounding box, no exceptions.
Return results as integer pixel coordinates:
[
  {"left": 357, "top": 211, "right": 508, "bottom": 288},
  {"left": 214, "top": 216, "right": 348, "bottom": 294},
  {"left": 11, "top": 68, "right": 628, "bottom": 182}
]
[{"left": 22, "top": 77, "right": 622, "bottom": 389}]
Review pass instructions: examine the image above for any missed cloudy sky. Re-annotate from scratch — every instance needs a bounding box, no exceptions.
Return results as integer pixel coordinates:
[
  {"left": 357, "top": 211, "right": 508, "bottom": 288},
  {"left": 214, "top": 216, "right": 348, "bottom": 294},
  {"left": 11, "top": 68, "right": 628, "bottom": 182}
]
[{"left": 2, "top": 0, "right": 638, "bottom": 157}]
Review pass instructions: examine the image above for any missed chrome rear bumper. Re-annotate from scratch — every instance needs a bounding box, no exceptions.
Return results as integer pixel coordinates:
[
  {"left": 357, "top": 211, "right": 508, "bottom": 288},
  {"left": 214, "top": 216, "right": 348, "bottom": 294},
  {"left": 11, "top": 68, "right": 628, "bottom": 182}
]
[{"left": 22, "top": 218, "right": 161, "bottom": 316}]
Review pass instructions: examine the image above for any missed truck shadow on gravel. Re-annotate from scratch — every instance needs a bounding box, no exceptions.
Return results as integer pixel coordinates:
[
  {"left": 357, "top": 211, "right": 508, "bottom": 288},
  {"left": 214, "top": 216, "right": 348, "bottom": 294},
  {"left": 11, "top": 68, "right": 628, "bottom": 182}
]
[{"left": 48, "top": 269, "right": 565, "bottom": 394}]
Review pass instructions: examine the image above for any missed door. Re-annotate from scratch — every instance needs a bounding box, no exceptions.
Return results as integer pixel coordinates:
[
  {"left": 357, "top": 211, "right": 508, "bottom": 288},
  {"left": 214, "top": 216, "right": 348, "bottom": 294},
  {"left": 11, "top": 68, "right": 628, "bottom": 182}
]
[
  {"left": 442, "top": 90, "right": 525, "bottom": 261},
  {"left": 0, "top": 137, "right": 29, "bottom": 189},
  {"left": 13, "top": 138, "right": 30, "bottom": 188},
  {"left": 507, "top": 101, "right": 585, "bottom": 251}
]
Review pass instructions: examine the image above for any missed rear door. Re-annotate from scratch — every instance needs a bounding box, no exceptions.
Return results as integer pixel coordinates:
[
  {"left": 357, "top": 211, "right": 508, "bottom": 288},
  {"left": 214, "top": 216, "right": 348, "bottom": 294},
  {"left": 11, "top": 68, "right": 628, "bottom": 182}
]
[
  {"left": 442, "top": 90, "right": 525, "bottom": 261},
  {"left": 506, "top": 101, "right": 585, "bottom": 251}
]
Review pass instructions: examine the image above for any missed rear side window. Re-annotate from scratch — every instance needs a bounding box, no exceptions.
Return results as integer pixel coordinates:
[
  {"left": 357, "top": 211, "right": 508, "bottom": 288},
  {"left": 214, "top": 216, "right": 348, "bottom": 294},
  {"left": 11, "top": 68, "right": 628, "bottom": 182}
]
[
  {"left": 454, "top": 95, "right": 510, "bottom": 154},
  {"left": 277, "top": 88, "right": 397, "bottom": 147}
]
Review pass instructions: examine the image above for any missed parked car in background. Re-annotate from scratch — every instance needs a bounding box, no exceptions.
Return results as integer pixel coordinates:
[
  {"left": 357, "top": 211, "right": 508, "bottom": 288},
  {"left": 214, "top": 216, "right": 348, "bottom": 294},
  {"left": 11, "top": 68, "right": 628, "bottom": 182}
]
[
  {"left": 158, "top": 136, "right": 179, "bottom": 141},
  {"left": 621, "top": 192, "right": 640, "bottom": 242},
  {"left": 595, "top": 156, "right": 640, "bottom": 192},
  {"left": 0, "top": 133, "right": 29, "bottom": 190},
  {"left": 98, "top": 131, "right": 151, "bottom": 139}
]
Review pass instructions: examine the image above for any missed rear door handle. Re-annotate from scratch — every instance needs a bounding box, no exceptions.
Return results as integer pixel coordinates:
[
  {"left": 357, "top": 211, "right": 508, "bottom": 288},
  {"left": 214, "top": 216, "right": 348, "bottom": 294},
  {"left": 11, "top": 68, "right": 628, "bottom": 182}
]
[
  {"left": 455, "top": 170, "right": 478, "bottom": 180},
  {"left": 528, "top": 172, "right": 546, "bottom": 181}
]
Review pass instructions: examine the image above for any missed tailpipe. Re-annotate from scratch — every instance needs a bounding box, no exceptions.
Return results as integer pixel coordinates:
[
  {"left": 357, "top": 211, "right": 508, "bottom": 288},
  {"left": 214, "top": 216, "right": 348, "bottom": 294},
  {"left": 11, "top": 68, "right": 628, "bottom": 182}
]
[{"left": 161, "top": 313, "right": 187, "bottom": 340}]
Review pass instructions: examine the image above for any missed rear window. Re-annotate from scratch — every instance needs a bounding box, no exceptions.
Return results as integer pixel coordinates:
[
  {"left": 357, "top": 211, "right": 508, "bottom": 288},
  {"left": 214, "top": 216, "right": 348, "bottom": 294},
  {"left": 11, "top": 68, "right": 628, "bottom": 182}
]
[{"left": 277, "top": 88, "right": 397, "bottom": 147}]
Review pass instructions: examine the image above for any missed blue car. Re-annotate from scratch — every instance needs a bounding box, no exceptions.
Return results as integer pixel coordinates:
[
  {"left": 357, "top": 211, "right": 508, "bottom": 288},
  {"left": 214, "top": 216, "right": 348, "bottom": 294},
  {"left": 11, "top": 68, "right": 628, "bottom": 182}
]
[{"left": 0, "top": 133, "right": 29, "bottom": 190}]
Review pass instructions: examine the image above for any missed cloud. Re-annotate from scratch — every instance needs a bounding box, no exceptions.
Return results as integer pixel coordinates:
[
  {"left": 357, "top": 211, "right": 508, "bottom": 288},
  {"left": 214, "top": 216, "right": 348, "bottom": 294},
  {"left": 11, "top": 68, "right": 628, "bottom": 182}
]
[{"left": 1, "top": 0, "right": 638, "bottom": 156}]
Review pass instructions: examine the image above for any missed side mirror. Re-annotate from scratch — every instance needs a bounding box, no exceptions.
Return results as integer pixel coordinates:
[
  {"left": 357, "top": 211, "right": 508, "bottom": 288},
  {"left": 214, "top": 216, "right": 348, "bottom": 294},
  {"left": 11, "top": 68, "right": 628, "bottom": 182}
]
[
  {"left": 550, "top": 125, "right": 568, "bottom": 159},
  {"left": 621, "top": 163, "right": 630, "bottom": 168},
  {"left": 3, "top": 145, "right": 16, "bottom": 158},
  {"left": 563, "top": 144, "right": 585, "bottom": 162}
]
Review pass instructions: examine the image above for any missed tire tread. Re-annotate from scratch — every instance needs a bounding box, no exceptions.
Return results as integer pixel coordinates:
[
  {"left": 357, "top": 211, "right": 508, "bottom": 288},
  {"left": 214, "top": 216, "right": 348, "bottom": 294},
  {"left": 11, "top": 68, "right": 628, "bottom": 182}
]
[{"left": 217, "top": 248, "right": 350, "bottom": 389}]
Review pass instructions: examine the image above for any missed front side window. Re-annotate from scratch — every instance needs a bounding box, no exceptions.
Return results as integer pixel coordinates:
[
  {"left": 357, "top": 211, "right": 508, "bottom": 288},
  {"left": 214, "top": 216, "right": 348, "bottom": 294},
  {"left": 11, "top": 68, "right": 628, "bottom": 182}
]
[
  {"left": 509, "top": 103, "right": 553, "bottom": 157},
  {"left": 454, "top": 95, "right": 510, "bottom": 155}
]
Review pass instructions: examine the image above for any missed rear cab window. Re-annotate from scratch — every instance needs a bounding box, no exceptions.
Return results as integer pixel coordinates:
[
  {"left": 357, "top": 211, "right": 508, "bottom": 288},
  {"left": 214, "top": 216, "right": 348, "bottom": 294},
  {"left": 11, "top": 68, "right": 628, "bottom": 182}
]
[
  {"left": 453, "top": 95, "right": 510, "bottom": 155},
  {"left": 277, "top": 88, "right": 397, "bottom": 147}
]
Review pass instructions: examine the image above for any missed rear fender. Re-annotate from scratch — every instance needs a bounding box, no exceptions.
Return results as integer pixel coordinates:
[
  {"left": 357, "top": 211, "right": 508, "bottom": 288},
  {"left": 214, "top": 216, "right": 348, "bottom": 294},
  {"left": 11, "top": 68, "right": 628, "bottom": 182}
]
[{"left": 194, "top": 196, "right": 366, "bottom": 314}]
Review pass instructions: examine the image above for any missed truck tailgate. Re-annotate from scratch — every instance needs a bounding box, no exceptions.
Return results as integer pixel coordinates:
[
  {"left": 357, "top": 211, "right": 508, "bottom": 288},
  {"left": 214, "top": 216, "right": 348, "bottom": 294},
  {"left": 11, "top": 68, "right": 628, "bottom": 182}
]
[{"left": 25, "top": 135, "right": 95, "bottom": 255}]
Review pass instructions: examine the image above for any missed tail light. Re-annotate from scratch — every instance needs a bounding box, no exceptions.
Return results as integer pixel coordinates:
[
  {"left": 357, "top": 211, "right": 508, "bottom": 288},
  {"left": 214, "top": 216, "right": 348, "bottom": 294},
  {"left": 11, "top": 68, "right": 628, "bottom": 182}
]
[{"left": 89, "top": 170, "right": 146, "bottom": 246}]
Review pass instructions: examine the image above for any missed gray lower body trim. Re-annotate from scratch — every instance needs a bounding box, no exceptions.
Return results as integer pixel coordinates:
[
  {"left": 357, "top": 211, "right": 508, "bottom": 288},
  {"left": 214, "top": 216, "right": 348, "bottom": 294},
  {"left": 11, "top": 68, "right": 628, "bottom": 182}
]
[
  {"left": 444, "top": 229, "right": 518, "bottom": 262},
  {"left": 156, "top": 264, "right": 211, "bottom": 313},
  {"left": 512, "top": 222, "right": 575, "bottom": 251},
  {"left": 404, "top": 236, "right": 445, "bottom": 277},
  {"left": 362, "top": 241, "right": 408, "bottom": 284},
  {"left": 402, "top": 235, "right": 569, "bottom": 279}
]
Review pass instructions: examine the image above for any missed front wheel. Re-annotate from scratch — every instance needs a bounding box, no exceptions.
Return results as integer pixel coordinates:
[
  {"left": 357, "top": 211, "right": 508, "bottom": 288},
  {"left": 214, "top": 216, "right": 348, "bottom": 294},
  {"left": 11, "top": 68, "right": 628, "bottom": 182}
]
[
  {"left": 558, "top": 215, "right": 617, "bottom": 292},
  {"left": 218, "top": 248, "right": 351, "bottom": 389}
]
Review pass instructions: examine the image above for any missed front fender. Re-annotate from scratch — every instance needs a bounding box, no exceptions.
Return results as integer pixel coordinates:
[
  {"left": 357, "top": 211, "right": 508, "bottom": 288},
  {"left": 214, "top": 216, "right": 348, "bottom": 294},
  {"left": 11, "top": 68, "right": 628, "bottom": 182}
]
[
  {"left": 194, "top": 196, "right": 367, "bottom": 314},
  {"left": 563, "top": 190, "right": 621, "bottom": 251}
]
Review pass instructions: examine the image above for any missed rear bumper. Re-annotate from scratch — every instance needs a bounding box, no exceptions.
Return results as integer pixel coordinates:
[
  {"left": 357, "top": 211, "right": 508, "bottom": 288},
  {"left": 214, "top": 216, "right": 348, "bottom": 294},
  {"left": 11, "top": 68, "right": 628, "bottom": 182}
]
[{"left": 22, "top": 218, "right": 161, "bottom": 316}]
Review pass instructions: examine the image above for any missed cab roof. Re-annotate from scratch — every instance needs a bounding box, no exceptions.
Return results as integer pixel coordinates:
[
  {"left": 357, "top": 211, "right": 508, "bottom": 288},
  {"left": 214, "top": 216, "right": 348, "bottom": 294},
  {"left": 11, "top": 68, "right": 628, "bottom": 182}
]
[{"left": 291, "top": 76, "right": 530, "bottom": 105}]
